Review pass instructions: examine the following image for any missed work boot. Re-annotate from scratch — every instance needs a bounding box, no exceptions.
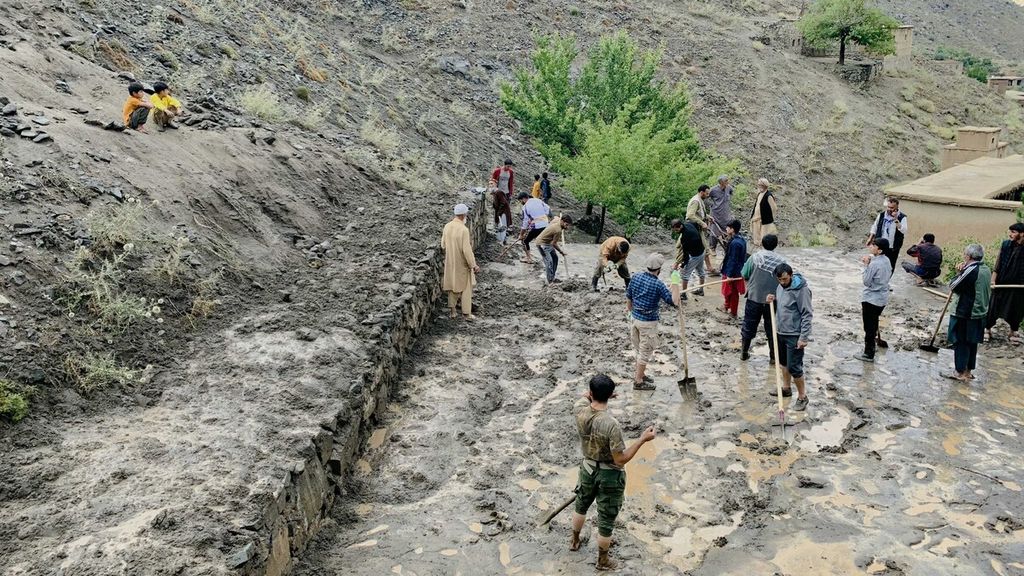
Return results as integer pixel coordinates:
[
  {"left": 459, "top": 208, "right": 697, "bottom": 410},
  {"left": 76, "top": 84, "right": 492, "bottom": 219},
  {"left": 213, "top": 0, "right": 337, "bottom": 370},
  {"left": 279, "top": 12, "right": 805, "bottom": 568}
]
[
  {"left": 856, "top": 353, "right": 874, "bottom": 363},
  {"left": 740, "top": 339, "right": 751, "bottom": 361},
  {"left": 768, "top": 387, "right": 792, "bottom": 398},
  {"left": 633, "top": 381, "right": 656, "bottom": 391},
  {"left": 793, "top": 396, "right": 809, "bottom": 411},
  {"left": 597, "top": 547, "right": 619, "bottom": 571}
]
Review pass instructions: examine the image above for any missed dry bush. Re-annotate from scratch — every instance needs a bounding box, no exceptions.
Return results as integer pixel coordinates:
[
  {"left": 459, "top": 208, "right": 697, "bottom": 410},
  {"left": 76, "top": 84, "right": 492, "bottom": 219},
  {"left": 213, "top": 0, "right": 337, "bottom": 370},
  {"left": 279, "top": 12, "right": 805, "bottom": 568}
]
[
  {"left": 64, "top": 353, "right": 135, "bottom": 392},
  {"left": 290, "top": 104, "right": 328, "bottom": 131},
  {"left": 97, "top": 39, "right": 136, "bottom": 71},
  {"left": 360, "top": 107, "right": 401, "bottom": 156},
  {"left": 380, "top": 26, "right": 405, "bottom": 53},
  {"left": 87, "top": 202, "right": 146, "bottom": 259},
  {"left": 298, "top": 57, "right": 327, "bottom": 82},
  {"left": 239, "top": 85, "right": 284, "bottom": 122}
]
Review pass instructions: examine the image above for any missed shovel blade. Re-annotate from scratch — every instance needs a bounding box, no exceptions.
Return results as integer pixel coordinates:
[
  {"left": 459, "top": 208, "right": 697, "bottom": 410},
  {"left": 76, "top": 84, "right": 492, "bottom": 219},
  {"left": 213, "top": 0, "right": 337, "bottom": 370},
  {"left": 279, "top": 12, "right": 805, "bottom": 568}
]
[
  {"left": 677, "top": 378, "right": 698, "bottom": 400},
  {"left": 918, "top": 344, "right": 940, "bottom": 353}
]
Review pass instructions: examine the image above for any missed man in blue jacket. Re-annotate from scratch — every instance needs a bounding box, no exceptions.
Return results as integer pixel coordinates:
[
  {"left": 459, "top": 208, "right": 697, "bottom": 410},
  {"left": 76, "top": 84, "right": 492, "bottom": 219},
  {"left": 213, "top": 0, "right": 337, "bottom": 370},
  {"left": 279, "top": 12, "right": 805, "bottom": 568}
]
[{"left": 766, "top": 263, "right": 813, "bottom": 411}]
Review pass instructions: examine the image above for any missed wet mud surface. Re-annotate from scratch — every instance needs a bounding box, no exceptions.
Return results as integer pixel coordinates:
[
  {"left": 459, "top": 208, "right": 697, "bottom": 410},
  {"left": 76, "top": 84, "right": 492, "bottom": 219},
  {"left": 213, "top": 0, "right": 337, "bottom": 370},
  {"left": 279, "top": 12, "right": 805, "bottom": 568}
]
[{"left": 295, "top": 241, "right": 1024, "bottom": 576}]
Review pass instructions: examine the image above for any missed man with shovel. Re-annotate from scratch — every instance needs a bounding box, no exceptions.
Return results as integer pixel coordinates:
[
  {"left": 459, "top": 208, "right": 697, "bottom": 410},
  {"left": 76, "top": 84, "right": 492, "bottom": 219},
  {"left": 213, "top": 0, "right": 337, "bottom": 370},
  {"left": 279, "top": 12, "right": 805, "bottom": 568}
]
[
  {"left": 570, "top": 373, "right": 656, "bottom": 571},
  {"left": 765, "top": 263, "right": 812, "bottom": 411},
  {"left": 625, "top": 253, "right": 680, "bottom": 390},
  {"left": 946, "top": 244, "right": 992, "bottom": 381},
  {"left": 536, "top": 214, "right": 573, "bottom": 285}
]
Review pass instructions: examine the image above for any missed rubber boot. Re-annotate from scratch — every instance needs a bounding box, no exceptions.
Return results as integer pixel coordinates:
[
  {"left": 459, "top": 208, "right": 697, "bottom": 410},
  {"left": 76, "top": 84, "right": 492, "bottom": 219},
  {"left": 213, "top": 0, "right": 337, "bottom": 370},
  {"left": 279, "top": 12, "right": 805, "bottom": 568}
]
[
  {"left": 591, "top": 276, "right": 599, "bottom": 292},
  {"left": 740, "top": 338, "right": 751, "bottom": 361},
  {"left": 597, "top": 547, "right": 619, "bottom": 571}
]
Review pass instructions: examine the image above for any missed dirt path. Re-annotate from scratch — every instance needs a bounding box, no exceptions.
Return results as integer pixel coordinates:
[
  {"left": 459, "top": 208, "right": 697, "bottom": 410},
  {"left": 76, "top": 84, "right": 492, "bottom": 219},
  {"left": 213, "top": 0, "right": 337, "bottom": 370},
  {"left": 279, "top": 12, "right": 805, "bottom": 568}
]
[{"left": 295, "top": 241, "right": 1024, "bottom": 575}]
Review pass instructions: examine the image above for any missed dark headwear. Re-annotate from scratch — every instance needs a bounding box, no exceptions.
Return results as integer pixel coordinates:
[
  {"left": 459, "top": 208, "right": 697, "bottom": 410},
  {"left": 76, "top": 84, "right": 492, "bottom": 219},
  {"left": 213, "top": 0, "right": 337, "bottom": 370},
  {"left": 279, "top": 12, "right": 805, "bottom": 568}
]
[{"left": 504, "top": 159, "right": 514, "bottom": 166}]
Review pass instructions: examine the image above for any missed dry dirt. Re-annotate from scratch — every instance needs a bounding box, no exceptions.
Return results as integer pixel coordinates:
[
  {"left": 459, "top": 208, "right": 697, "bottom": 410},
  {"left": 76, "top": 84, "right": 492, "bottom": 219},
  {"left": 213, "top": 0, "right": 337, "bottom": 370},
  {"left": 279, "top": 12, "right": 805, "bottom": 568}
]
[{"left": 294, "top": 240, "right": 1024, "bottom": 576}]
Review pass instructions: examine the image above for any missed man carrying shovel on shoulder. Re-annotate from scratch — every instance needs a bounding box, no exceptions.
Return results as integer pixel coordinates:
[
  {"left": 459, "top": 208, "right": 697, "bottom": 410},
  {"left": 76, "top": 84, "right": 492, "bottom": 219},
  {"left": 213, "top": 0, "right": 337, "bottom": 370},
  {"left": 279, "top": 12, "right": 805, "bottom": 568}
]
[
  {"left": 625, "top": 253, "right": 680, "bottom": 391},
  {"left": 570, "top": 373, "right": 657, "bottom": 571}
]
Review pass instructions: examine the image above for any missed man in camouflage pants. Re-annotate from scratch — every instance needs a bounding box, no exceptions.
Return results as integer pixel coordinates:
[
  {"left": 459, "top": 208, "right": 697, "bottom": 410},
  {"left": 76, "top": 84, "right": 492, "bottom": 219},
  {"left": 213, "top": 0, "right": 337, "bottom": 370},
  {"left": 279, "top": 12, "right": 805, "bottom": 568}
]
[{"left": 571, "top": 374, "right": 657, "bottom": 570}]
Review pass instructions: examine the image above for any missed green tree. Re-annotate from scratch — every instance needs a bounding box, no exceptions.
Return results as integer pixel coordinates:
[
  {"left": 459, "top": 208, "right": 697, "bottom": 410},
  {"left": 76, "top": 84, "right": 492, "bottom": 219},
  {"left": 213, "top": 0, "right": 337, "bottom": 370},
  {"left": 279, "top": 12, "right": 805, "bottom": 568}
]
[
  {"left": 563, "top": 102, "right": 742, "bottom": 235},
  {"left": 798, "top": 0, "right": 898, "bottom": 65},
  {"left": 935, "top": 46, "right": 999, "bottom": 83},
  {"left": 500, "top": 32, "right": 741, "bottom": 239},
  {"left": 499, "top": 32, "right": 697, "bottom": 167}
]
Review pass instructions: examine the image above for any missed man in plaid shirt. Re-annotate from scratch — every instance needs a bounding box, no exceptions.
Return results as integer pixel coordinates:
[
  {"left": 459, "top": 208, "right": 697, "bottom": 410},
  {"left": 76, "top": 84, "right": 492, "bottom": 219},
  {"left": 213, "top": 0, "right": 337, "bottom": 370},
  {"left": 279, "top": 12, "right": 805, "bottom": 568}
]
[{"left": 625, "top": 253, "right": 679, "bottom": 390}]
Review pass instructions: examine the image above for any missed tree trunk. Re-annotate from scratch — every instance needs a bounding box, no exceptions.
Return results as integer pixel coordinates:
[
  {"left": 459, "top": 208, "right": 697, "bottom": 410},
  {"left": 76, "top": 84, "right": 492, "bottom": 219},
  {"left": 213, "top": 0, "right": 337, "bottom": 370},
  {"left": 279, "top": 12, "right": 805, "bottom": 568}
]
[
  {"left": 594, "top": 205, "right": 606, "bottom": 244},
  {"left": 838, "top": 34, "right": 847, "bottom": 65}
]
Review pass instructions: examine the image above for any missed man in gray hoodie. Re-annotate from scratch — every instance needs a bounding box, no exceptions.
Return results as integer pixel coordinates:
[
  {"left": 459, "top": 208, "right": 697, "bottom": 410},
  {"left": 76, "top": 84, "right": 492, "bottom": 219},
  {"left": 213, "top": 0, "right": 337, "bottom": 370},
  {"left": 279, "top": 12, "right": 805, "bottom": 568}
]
[
  {"left": 766, "top": 263, "right": 813, "bottom": 411},
  {"left": 739, "top": 234, "right": 786, "bottom": 361},
  {"left": 858, "top": 239, "right": 892, "bottom": 362}
]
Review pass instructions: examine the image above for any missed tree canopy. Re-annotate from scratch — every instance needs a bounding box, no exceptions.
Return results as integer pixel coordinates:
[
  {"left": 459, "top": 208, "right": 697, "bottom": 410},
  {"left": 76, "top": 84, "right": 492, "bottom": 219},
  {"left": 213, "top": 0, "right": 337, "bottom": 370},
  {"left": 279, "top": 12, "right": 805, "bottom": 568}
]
[
  {"left": 499, "top": 32, "right": 741, "bottom": 236},
  {"left": 798, "top": 0, "right": 898, "bottom": 65}
]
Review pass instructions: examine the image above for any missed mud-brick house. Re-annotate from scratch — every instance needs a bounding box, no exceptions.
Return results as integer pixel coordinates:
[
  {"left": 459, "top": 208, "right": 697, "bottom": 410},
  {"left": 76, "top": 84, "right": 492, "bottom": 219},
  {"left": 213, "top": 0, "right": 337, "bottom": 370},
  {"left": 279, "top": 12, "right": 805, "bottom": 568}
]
[{"left": 887, "top": 155, "right": 1024, "bottom": 246}]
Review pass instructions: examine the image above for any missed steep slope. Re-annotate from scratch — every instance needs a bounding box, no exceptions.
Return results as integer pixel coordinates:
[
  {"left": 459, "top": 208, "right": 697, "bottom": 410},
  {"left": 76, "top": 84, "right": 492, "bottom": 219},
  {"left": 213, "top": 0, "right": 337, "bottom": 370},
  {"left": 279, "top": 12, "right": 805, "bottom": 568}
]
[
  {"left": 876, "top": 0, "right": 1024, "bottom": 61},
  {"left": 1, "top": 0, "right": 1022, "bottom": 573}
]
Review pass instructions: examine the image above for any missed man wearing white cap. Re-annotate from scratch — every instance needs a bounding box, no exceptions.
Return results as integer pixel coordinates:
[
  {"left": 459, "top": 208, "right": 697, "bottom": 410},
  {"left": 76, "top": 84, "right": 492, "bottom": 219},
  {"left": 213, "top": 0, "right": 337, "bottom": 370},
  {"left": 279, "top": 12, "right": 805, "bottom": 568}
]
[
  {"left": 624, "top": 253, "right": 680, "bottom": 390},
  {"left": 442, "top": 203, "right": 480, "bottom": 319}
]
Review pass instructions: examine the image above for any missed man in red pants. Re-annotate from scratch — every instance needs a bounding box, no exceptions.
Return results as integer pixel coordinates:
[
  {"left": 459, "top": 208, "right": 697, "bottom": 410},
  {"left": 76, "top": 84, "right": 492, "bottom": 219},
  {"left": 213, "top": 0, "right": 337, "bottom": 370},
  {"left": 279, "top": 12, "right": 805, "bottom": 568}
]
[{"left": 720, "top": 219, "right": 747, "bottom": 317}]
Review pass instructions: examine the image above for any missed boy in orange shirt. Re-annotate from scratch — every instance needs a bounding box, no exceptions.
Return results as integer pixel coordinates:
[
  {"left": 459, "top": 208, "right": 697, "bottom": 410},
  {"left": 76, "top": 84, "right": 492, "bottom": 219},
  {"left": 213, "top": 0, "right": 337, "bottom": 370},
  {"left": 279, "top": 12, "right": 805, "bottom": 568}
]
[{"left": 122, "top": 82, "right": 153, "bottom": 132}]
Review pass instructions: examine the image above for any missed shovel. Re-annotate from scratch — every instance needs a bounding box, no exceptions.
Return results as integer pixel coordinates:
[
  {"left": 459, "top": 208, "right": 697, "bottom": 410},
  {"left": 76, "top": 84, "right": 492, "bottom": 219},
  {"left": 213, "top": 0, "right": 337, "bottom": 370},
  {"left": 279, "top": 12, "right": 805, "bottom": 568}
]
[
  {"left": 920, "top": 289, "right": 955, "bottom": 353},
  {"left": 767, "top": 300, "right": 788, "bottom": 440},
  {"left": 670, "top": 274, "right": 697, "bottom": 399}
]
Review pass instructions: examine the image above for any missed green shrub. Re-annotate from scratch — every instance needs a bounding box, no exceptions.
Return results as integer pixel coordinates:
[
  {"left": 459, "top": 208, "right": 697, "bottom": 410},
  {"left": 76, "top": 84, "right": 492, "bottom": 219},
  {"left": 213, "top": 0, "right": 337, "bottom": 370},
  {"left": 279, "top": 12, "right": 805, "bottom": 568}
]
[
  {"left": 64, "top": 353, "right": 135, "bottom": 392},
  {"left": 0, "top": 380, "right": 30, "bottom": 422},
  {"left": 935, "top": 46, "right": 999, "bottom": 83},
  {"left": 942, "top": 237, "right": 1002, "bottom": 283}
]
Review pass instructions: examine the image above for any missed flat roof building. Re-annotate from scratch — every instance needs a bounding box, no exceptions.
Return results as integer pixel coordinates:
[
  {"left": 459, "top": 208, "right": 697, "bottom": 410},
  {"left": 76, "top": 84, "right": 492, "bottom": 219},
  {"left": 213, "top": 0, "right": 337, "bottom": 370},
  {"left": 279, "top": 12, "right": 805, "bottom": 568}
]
[{"left": 887, "top": 155, "right": 1024, "bottom": 246}]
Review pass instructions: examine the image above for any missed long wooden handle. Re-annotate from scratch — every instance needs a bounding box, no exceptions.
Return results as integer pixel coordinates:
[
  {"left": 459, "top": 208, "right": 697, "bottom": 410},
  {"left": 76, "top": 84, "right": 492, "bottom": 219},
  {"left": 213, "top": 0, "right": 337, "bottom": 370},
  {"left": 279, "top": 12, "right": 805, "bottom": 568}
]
[
  {"left": 768, "top": 301, "right": 784, "bottom": 414},
  {"left": 539, "top": 495, "right": 577, "bottom": 527},
  {"left": 677, "top": 305, "right": 690, "bottom": 379},
  {"left": 993, "top": 284, "right": 1024, "bottom": 289},
  {"left": 921, "top": 287, "right": 947, "bottom": 299},
  {"left": 928, "top": 290, "right": 956, "bottom": 346},
  {"left": 680, "top": 277, "right": 740, "bottom": 295}
]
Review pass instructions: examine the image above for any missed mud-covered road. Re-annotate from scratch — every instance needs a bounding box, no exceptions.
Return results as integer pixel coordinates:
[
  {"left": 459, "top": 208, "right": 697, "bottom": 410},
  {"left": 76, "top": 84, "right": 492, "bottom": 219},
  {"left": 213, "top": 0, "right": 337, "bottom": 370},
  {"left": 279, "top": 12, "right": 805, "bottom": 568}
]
[{"left": 295, "top": 240, "right": 1024, "bottom": 576}]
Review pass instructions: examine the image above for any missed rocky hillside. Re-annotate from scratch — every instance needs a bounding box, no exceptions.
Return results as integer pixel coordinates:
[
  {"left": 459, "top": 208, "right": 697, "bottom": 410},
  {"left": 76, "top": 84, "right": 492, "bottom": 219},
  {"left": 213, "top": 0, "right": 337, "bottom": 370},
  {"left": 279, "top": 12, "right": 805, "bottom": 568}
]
[
  {"left": 876, "top": 0, "right": 1024, "bottom": 61},
  {"left": 1, "top": 0, "right": 1023, "bottom": 571}
]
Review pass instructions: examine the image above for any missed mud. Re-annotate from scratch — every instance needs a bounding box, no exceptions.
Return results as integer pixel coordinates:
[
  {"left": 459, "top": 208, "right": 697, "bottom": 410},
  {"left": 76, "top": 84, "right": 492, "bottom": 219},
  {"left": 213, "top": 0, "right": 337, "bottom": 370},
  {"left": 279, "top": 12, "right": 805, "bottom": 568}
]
[{"left": 295, "top": 240, "right": 1024, "bottom": 575}]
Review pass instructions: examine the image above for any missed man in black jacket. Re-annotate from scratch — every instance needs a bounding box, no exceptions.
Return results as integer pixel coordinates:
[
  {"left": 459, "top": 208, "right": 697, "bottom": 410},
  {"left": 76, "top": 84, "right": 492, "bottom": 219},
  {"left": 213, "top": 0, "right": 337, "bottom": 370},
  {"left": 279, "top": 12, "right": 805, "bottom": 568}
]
[{"left": 671, "top": 218, "right": 706, "bottom": 300}]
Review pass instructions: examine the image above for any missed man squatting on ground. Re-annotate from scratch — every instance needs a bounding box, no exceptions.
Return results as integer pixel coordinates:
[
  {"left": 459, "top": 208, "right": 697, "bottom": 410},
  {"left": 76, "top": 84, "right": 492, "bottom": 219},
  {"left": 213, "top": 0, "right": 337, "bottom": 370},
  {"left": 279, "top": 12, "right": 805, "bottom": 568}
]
[
  {"left": 536, "top": 214, "right": 573, "bottom": 285},
  {"left": 571, "top": 374, "right": 657, "bottom": 571},
  {"left": 591, "top": 237, "right": 631, "bottom": 291},
  {"left": 902, "top": 233, "right": 943, "bottom": 285},
  {"left": 765, "top": 263, "right": 813, "bottom": 411},
  {"left": 625, "top": 254, "right": 680, "bottom": 391},
  {"left": 986, "top": 222, "right": 1024, "bottom": 345},
  {"left": 947, "top": 244, "right": 992, "bottom": 381},
  {"left": 671, "top": 218, "right": 706, "bottom": 300},
  {"left": 866, "top": 197, "right": 909, "bottom": 274},
  {"left": 858, "top": 239, "right": 892, "bottom": 363},
  {"left": 517, "top": 192, "right": 550, "bottom": 264},
  {"left": 441, "top": 203, "right": 480, "bottom": 320},
  {"left": 719, "top": 219, "right": 747, "bottom": 317},
  {"left": 740, "top": 233, "right": 785, "bottom": 361}
]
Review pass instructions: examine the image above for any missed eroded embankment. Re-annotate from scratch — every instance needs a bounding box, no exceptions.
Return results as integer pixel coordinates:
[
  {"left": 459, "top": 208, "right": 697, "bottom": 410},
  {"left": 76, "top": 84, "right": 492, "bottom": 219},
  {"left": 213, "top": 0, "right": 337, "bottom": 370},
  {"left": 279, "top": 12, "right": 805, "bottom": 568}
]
[
  {"left": 230, "top": 196, "right": 490, "bottom": 575},
  {"left": 294, "top": 244, "right": 1024, "bottom": 576}
]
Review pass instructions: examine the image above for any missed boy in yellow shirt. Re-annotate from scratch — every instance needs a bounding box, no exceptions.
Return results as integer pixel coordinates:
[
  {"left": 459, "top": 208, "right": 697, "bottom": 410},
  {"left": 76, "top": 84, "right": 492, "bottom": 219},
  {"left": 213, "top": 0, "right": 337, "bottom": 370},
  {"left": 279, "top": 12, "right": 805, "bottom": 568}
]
[
  {"left": 150, "top": 81, "right": 183, "bottom": 131},
  {"left": 122, "top": 82, "right": 153, "bottom": 132}
]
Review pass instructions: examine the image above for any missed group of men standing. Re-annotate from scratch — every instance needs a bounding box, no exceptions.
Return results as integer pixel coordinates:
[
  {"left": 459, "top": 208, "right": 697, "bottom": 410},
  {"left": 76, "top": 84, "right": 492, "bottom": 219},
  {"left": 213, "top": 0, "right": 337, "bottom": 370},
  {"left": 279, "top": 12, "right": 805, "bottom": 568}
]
[{"left": 439, "top": 168, "right": 1024, "bottom": 571}]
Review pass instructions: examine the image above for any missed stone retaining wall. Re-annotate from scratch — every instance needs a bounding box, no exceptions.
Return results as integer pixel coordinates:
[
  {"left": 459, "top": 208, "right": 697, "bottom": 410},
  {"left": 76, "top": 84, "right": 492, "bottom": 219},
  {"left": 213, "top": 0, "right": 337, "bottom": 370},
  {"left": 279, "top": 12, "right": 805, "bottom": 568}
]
[{"left": 233, "top": 192, "right": 489, "bottom": 575}]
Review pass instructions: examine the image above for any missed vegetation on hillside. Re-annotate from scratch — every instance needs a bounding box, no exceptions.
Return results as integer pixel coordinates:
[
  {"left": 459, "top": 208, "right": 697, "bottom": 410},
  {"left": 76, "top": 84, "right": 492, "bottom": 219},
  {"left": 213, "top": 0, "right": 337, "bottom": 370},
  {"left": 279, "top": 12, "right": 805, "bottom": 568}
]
[
  {"left": 500, "top": 32, "right": 741, "bottom": 236},
  {"left": 934, "top": 46, "right": 1001, "bottom": 84},
  {"left": 798, "top": 0, "right": 898, "bottom": 65}
]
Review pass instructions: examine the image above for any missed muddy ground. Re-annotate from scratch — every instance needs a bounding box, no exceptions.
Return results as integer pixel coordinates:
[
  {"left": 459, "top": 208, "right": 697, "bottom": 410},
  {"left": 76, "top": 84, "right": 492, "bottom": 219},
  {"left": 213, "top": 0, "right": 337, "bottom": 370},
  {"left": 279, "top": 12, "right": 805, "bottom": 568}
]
[{"left": 295, "top": 238, "right": 1024, "bottom": 576}]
